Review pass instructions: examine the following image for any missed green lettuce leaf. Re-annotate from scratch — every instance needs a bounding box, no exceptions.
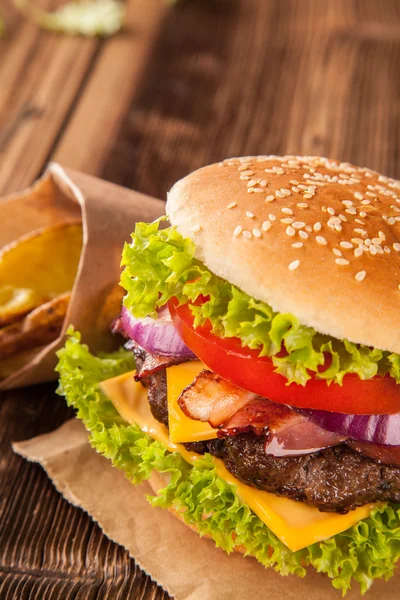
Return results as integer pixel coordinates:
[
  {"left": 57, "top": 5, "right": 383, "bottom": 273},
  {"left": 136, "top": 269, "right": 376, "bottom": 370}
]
[
  {"left": 120, "top": 219, "right": 399, "bottom": 386},
  {"left": 56, "top": 330, "right": 400, "bottom": 596}
]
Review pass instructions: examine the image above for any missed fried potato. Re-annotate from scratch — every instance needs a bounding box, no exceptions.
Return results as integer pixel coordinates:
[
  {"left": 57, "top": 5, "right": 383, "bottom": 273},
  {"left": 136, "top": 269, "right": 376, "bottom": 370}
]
[
  {"left": 0, "top": 222, "right": 82, "bottom": 327},
  {"left": 0, "top": 286, "right": 50, "bottom": 327},
  {"left": 0, "top": 292, "right": 70, "bottom": 361}
]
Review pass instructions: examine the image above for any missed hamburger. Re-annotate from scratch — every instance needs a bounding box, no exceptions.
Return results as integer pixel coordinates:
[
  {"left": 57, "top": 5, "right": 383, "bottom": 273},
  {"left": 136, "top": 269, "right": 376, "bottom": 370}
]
[{"left": 57, "top": 155, "right": 400, "bottom": 595}]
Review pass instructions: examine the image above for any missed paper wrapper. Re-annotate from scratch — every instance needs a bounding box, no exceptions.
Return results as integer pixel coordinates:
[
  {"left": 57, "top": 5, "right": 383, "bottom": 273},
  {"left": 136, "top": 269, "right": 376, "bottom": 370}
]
[
  {"left": 0, "top": 164, "right": 164, "bottom": 390},
  {"left": 13, "top": 419, "right": 399, "bottom": 600}
]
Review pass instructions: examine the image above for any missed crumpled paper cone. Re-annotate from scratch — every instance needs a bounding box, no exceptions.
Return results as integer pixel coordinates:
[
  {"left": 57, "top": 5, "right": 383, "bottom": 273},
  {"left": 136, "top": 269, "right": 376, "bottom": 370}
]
[
  {"left": 0, "top": 164, "right": 164, "bottom": 390},
  {"left": 13, "top": 419, "right": 399, "bottom": 600}
]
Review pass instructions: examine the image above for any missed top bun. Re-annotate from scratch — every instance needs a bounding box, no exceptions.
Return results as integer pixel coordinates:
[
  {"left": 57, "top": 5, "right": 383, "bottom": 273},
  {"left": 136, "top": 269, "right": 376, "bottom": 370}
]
[{"left": 166, "top": 156, "right": 400, "bottom": 354}]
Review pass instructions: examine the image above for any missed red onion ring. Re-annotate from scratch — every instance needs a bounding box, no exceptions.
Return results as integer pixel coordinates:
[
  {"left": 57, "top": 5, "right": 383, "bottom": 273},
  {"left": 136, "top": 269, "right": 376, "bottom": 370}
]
[
  {"left": 120, "top": 305, "right": 196, "bottom": 359},
  {"left": 302, "top": 409, "right": 400, "bottom": 447}
]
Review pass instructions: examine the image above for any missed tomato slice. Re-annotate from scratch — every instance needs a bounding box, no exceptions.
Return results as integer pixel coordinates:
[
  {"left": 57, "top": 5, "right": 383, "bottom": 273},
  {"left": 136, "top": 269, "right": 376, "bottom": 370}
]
[{"left": 168, "top": 298, "right": 400, "bottom": 415}]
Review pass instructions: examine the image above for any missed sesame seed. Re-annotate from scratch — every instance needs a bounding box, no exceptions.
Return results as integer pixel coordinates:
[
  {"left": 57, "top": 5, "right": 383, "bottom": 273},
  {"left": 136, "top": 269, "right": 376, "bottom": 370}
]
[
  {"left": 281, "top": 207, "right": 293, "bottom": 215},
  {"left": 366, "top": 192, "right": 377, "bottom": 198},
  {"left": 354, "top": 247, "right": 363, "bottom": 257},
  {"left": 299, "top": 230, "right": 309, "bottom": 239},
  {"left": 260, "top": 180, "right": 267, "bottom": 187},
  {"left": 254, "top": 188, "right": 264, "bottom": 193},
  {"left": 297, "top": 202, "right": 308, "bottom": 208},
  {"left": 298, "top": 184, "right": 308, "bottom": 190},
  {"left": 327, "top": 207, "right": 335, "bottom": 215},
  {"left": 240, "top": 174, "right": 250, "bottom": 180},
  {"left": 292, "top": 186, "right": 300, "bottom": 193},
  {"left": 388, "top": 217, "right": 396, "bottom": 225},
  {"left": 269, "top": 214, "right": 277, "bottom": 221},
  {"left": 369, "top": 245, "right": 377, "bottom": 255},
  {"left": 248, "top": 188, "right": 254, "bottom": 194},
  {"left": 276, "top": 190, "right": 285, "bottom": 198},
  {"left": 354, "top": 219, "right": 365, "bottom": 225},
  {"left": 266, "top": 195, "right": 275, "bottom": 202},
  {"left": 288, "top": 260, "right": 300, "bottom": 271},
  {"left": 340, "top": 241, "right": 353, "bottom": 249},
  {"left": 346, "top": 208, "right": 357, "bottom": 215},
  {"left": 355, "top": 270, "right": 366, "bottom": 281},
  {"left": 361, "top": 200, "right": 371, "bottom": 205},
  {"left": 351, "top": 237, "right": 364, "bottom": 245},
  {"left": 262, "top": 221, "right": 271, "bottom": 232},
  {"left": 242, "top": 170, "right": 254, "bottom": 176},
  {"left": 281, "top": 218, "right": 294, "bottom": 224},
  {"left": 281, "top": 188, "right": 291, "bottom": 196},
  {"left": 372, "top": 238, "right": 382, "bottom": 245},
  {"left": 316, "top": 236, "right": 327, "bottom": 245},
  {"left": 247, "top": 180, "right": 257, "bottom": 187},
  {"left": 253, "top": 228, "right": 261, "bottom": 238},
  {"left": 313, "top": 222, "right": 322, "bottom": 231},
  {"left": 335, "top": 258, "right": 350, "bottom": 265},
  {"left": 292, "top": 242, "right": 303, "bottom": 248},
  {"left": 290, "top": 180, "right": 299, "bottom": 185},
  {"left": 393, "top": 243, "right": 400, "bottom": 252},
  {"left": 233, "top": 226, "right": 243, "bottom": 237},
  {"left": 191, "top": 224, "right": 202, "bottom": 233},
  {"left": 303, "top": 194, "right": 313, "bottom": 199},
  {"left": 305, "top": 225, "right": 312, "bottom": 232},
  {"left": 242, "top": 230, "right": 252, "bottom": 239},
  {"left": 379, "top": 231, "right": 386, "bottom": 240},
  {"left": 342, "top": 200, "right": 354, "bottom": 207},
  {"left": 246, "top": 211, "right": 255, "bottom": 218},
  {"left": 354, "top": 192, "right": 363, "bottom": 200},
  {"left": 384, "top": 246, "right": 391, "bottom": 253},
  {"left": 227, "top": 202, "right": 237, "bottom": 209},
  {"left": 333, "top": 248, "right": 342, "bottom": 257},
  {"left": 359, "top": 212, "right": 367, "bottom": 218},
  {"left": 286, "top": 226, "right": 296, "bottom": 236},
  {"left": 354, "top": 228, "right": 367, "bottom": 235},
  {"left": 292, "top": 221, "right": 306, "bottom": 229}
]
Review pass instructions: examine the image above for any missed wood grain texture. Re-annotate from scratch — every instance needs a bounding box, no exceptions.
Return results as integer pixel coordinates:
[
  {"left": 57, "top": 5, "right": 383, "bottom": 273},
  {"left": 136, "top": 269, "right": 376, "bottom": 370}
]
[{"left": 1, "top": 0, "right": 400, "bottom": 598}]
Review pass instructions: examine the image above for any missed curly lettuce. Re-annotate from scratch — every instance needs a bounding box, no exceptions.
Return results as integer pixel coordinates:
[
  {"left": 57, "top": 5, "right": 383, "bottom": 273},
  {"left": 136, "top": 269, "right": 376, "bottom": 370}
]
[
  {"left": 120, "top": 219, "right": 399, "bottom": 386},
  {"left": 56, "top": 331, "right": 400, "bottom": 596}
]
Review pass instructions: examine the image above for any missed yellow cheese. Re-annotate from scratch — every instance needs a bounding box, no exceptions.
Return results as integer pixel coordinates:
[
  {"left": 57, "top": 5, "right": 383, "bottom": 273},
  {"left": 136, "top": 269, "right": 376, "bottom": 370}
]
[
  {"left": 100, "top": 370, "right": 375, "bottom": 553},
  {"left": 166, "top": 362, "right": 218, "bottom": 443},
  {"left": 100, "top": 370, "right": 202, "bottom": 465}
]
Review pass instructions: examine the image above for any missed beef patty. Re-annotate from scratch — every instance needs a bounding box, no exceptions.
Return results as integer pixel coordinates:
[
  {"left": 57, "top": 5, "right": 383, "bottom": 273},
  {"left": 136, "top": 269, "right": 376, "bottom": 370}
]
[{"left": 133, "top": 345, "right": 400, "bottom": 513}]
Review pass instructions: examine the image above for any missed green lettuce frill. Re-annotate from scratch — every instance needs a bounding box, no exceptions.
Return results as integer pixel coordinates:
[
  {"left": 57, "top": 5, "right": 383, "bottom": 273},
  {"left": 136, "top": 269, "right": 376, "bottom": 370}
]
[
  {"left": 56, "top": 331, "right": 400, "bottom": 596},
  {"left": 119, "top": 219, "right": 400, "bottom": 386}
]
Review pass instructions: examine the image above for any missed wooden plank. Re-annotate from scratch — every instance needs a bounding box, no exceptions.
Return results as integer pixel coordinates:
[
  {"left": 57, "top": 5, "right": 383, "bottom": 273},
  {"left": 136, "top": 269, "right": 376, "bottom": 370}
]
[
  {"left": 0, "top": 1, "right": 99, "bottom": 195},
  {"left": 52, "top": 0, "right": 168, "bottom": 176}
]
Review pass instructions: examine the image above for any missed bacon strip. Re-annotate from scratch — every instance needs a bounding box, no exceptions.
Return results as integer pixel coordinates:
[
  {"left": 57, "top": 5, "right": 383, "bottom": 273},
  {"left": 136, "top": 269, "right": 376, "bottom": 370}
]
[
  {"left": 178, "top": 370, "right": 257, "bottom": 428},
  {"left": 179, "top": 370, "right": 346, "bottom": 456}
]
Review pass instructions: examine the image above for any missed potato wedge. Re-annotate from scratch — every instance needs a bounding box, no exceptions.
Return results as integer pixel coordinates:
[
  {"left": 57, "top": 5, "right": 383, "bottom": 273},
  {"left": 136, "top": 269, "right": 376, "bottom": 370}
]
[
  {"left": 0, "top": 293, "right": 70, "bottom": 361},
  {"left": 0, "top": 286, "right": 50, "bottom": 327},
  {"left": 0, "top": 221, "right": 82, "bottom": 326}
]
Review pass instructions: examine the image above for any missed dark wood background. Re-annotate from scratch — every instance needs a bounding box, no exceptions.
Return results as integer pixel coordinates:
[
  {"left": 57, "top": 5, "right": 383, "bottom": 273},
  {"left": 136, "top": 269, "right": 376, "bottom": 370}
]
[{"left": 1, "top": 0, "right": 400, "bottom": 597}]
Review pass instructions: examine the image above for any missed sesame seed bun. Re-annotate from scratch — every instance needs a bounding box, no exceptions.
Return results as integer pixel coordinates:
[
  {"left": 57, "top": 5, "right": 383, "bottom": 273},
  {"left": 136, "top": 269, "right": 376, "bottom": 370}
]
[{"left": 166, "top": 155, "right": 400, "bottom": 354}]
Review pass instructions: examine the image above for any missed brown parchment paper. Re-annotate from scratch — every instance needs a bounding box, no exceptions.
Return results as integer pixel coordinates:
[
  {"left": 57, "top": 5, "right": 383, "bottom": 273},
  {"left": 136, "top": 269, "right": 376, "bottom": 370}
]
[
  {"left": 13, "top": 419, "right": 399, "bottom": 600},
  {"left": 0, "top": 164, "right": 164, "bottom": 390}
]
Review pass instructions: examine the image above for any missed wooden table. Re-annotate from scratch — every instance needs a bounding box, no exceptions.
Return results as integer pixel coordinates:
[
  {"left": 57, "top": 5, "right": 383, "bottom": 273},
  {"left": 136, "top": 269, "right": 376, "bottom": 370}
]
[{"left": 1, "top": 0, "right": 400, "bottom": 597}]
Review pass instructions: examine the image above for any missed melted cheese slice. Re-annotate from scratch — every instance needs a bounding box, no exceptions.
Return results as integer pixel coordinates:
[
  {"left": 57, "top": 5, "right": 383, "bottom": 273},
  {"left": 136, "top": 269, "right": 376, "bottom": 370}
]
[
  {"left": 100, "top": 369, "right": 375, "bottom": 553},
  {"left": 166, "top": 361, "right": 218, "bottom": 443}
]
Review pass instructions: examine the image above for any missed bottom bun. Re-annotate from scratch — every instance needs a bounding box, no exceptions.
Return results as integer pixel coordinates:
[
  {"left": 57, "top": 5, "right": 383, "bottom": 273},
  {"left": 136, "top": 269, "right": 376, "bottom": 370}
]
[{"left": 148, "top": 470, "right": 246, "bottom": 555}]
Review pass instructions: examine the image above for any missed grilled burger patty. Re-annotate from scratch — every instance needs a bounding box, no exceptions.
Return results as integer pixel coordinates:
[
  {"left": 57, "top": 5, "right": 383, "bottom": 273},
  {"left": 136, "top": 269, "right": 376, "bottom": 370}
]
[{"left": 133, "top": 345, "right": 400, "bottom": 513}]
